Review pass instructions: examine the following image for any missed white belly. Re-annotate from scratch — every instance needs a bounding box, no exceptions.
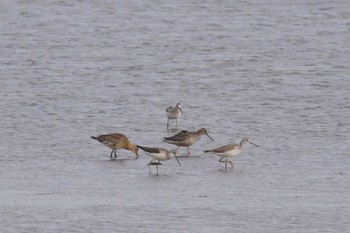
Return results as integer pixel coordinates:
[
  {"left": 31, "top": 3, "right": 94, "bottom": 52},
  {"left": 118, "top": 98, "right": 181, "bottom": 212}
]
[
  {"left": 220, "top": 148, "right": 241, "bottom": 158},
  {"left": 166, "top": 110, "right": 181, "bottom": 119}
]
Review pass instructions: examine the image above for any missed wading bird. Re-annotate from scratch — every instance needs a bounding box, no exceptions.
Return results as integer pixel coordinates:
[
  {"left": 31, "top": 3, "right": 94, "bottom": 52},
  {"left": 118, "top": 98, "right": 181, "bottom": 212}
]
[
  {"left": 163, "top": 128, "right": 214, "bottom": 155},
  {"left": 166, "top": 103, "right": 183, "bottom": 129},
  {"left": 137, "top": 145, "right": 181, "bottom": 175},
  {"left": 204, "top": 138, "right": 259, "bottom": 169},
  {"left": 91, "top": 133, "right": 139, "bottom": 159}
]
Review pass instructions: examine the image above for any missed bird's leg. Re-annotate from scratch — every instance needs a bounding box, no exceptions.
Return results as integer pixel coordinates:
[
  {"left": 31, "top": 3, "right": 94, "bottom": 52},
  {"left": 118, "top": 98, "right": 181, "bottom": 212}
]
[
  {"left": 114, "top": 149, "right": 117, "bottom": 159},
  {"left": 167, "top": 119, "right": 169, "bottom": 129},
  {"left": 228, "top": 161, "right": 234, "bottom": 168},
  {"left": 110, "top": 150, "right": 114, "bottom": 159},
  {"left": 175, "top": 119, "right": 178, "bottom": 128},
  {"left": 175, "top": 146, "right": 180, "bottom": 153},
  {"left": 219, "top": 157, "right": 226, "bottom": 169},
  {"left": 187, "top": 147, "right": 191, "bottom": 155},
  {"left": 148, "top": 159, "right": 155, "bottom": 174}
]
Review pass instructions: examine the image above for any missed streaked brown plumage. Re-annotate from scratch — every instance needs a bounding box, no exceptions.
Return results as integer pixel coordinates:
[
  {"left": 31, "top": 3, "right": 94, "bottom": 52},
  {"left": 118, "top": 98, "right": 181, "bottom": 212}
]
[
  {"left": 91, "top": 133, "right": 138, "bottom": 159},
  {"left": 163, "top": 128, "right": 214, "bottom": 155}
]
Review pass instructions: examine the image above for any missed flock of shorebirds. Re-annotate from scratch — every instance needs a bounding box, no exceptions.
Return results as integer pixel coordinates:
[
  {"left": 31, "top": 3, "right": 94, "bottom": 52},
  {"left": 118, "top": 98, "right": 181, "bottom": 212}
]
[{"left": 91, "top": 103, "right": 259, "bottom": 175}]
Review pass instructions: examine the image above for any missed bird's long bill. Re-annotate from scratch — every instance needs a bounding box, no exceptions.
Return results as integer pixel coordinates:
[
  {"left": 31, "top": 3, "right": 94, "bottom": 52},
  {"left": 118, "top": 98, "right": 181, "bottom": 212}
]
[
  {"left": 174, "top": 155, "right": 181, "bottom": 166},
  {"left": 206, "top": 133, "right": 214, "bottom": 142},
  {"left": 249, "top": 141, "right": 259, "bottom": 147},
  {"left": 179, "top": 108, "right": 183, "bottom": 114}
]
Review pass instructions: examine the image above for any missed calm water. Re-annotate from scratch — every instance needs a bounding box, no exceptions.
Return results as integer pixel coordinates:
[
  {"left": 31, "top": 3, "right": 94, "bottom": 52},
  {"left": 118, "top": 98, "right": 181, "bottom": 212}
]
[{"left": 1, "top": 0, "right": 349, "bottom": 232}]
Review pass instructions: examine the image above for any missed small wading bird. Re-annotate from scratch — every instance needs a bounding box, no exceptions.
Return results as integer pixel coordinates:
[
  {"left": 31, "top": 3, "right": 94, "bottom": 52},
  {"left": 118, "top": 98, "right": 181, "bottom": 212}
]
[
  {"left": 91, "top": 133, "right": 139, "bottom": 159},
  {"left": 204, "top": 138, "right": 259, "bottom": 169},
  {"left": 137, "top": 145, "right": 181, "bottom": 175},
  {"left": 163, "top": 128, "right": 214, "bottom": 155},
  {"left": 166, "top": 103, "right": 183, "bottom": 129}
]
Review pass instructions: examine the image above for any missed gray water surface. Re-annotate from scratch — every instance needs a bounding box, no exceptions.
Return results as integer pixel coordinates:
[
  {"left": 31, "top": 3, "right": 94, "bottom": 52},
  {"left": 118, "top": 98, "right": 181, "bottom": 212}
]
[{"left": 1, "top": 0, "right": 349, "bottom": 232}]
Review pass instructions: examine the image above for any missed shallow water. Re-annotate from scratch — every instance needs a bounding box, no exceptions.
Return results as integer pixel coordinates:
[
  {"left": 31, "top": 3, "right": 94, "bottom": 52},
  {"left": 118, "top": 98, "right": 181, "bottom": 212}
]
[{"left": 1, "top": 0, "right": 349, "bottom": 232}]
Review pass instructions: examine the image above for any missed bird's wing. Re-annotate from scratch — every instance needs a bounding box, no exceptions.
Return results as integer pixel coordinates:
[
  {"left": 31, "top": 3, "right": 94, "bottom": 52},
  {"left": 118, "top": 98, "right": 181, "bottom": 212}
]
[
  {"left": 137, "top": 145, "right": 162, "bottom": 154},
  {"left": 100, "top": 133, "right": 125, "bottom": 146},
  {"left": 205, "top": 144, "right": 237, "bottom": 153},
  {"left": 166, "top": 106, "right": 173, "bottom": 112},
  {"left": 108, "top": 133, "right": 124, "bottom": 140},
  {"left": 163, "top": 130, "right": 191, "bottom": 141}
]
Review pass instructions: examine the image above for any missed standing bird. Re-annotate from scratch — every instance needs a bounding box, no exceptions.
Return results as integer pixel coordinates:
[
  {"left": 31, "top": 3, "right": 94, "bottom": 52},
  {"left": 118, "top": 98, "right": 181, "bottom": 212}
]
[
  {"left": 163, "top": 128, "right": 214, "bottom": 155},
  {"left": 137, "top": 145, "right": 181, "bottom": 175},
  {"left": 166, "top": 103, "right": 183, "bottom": 129},
  {"left": 204, "top": 138, "right": 259, "bottom": 169},
  {"left": 91, "top": 133, "right": 139, "bottom": 159}
]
